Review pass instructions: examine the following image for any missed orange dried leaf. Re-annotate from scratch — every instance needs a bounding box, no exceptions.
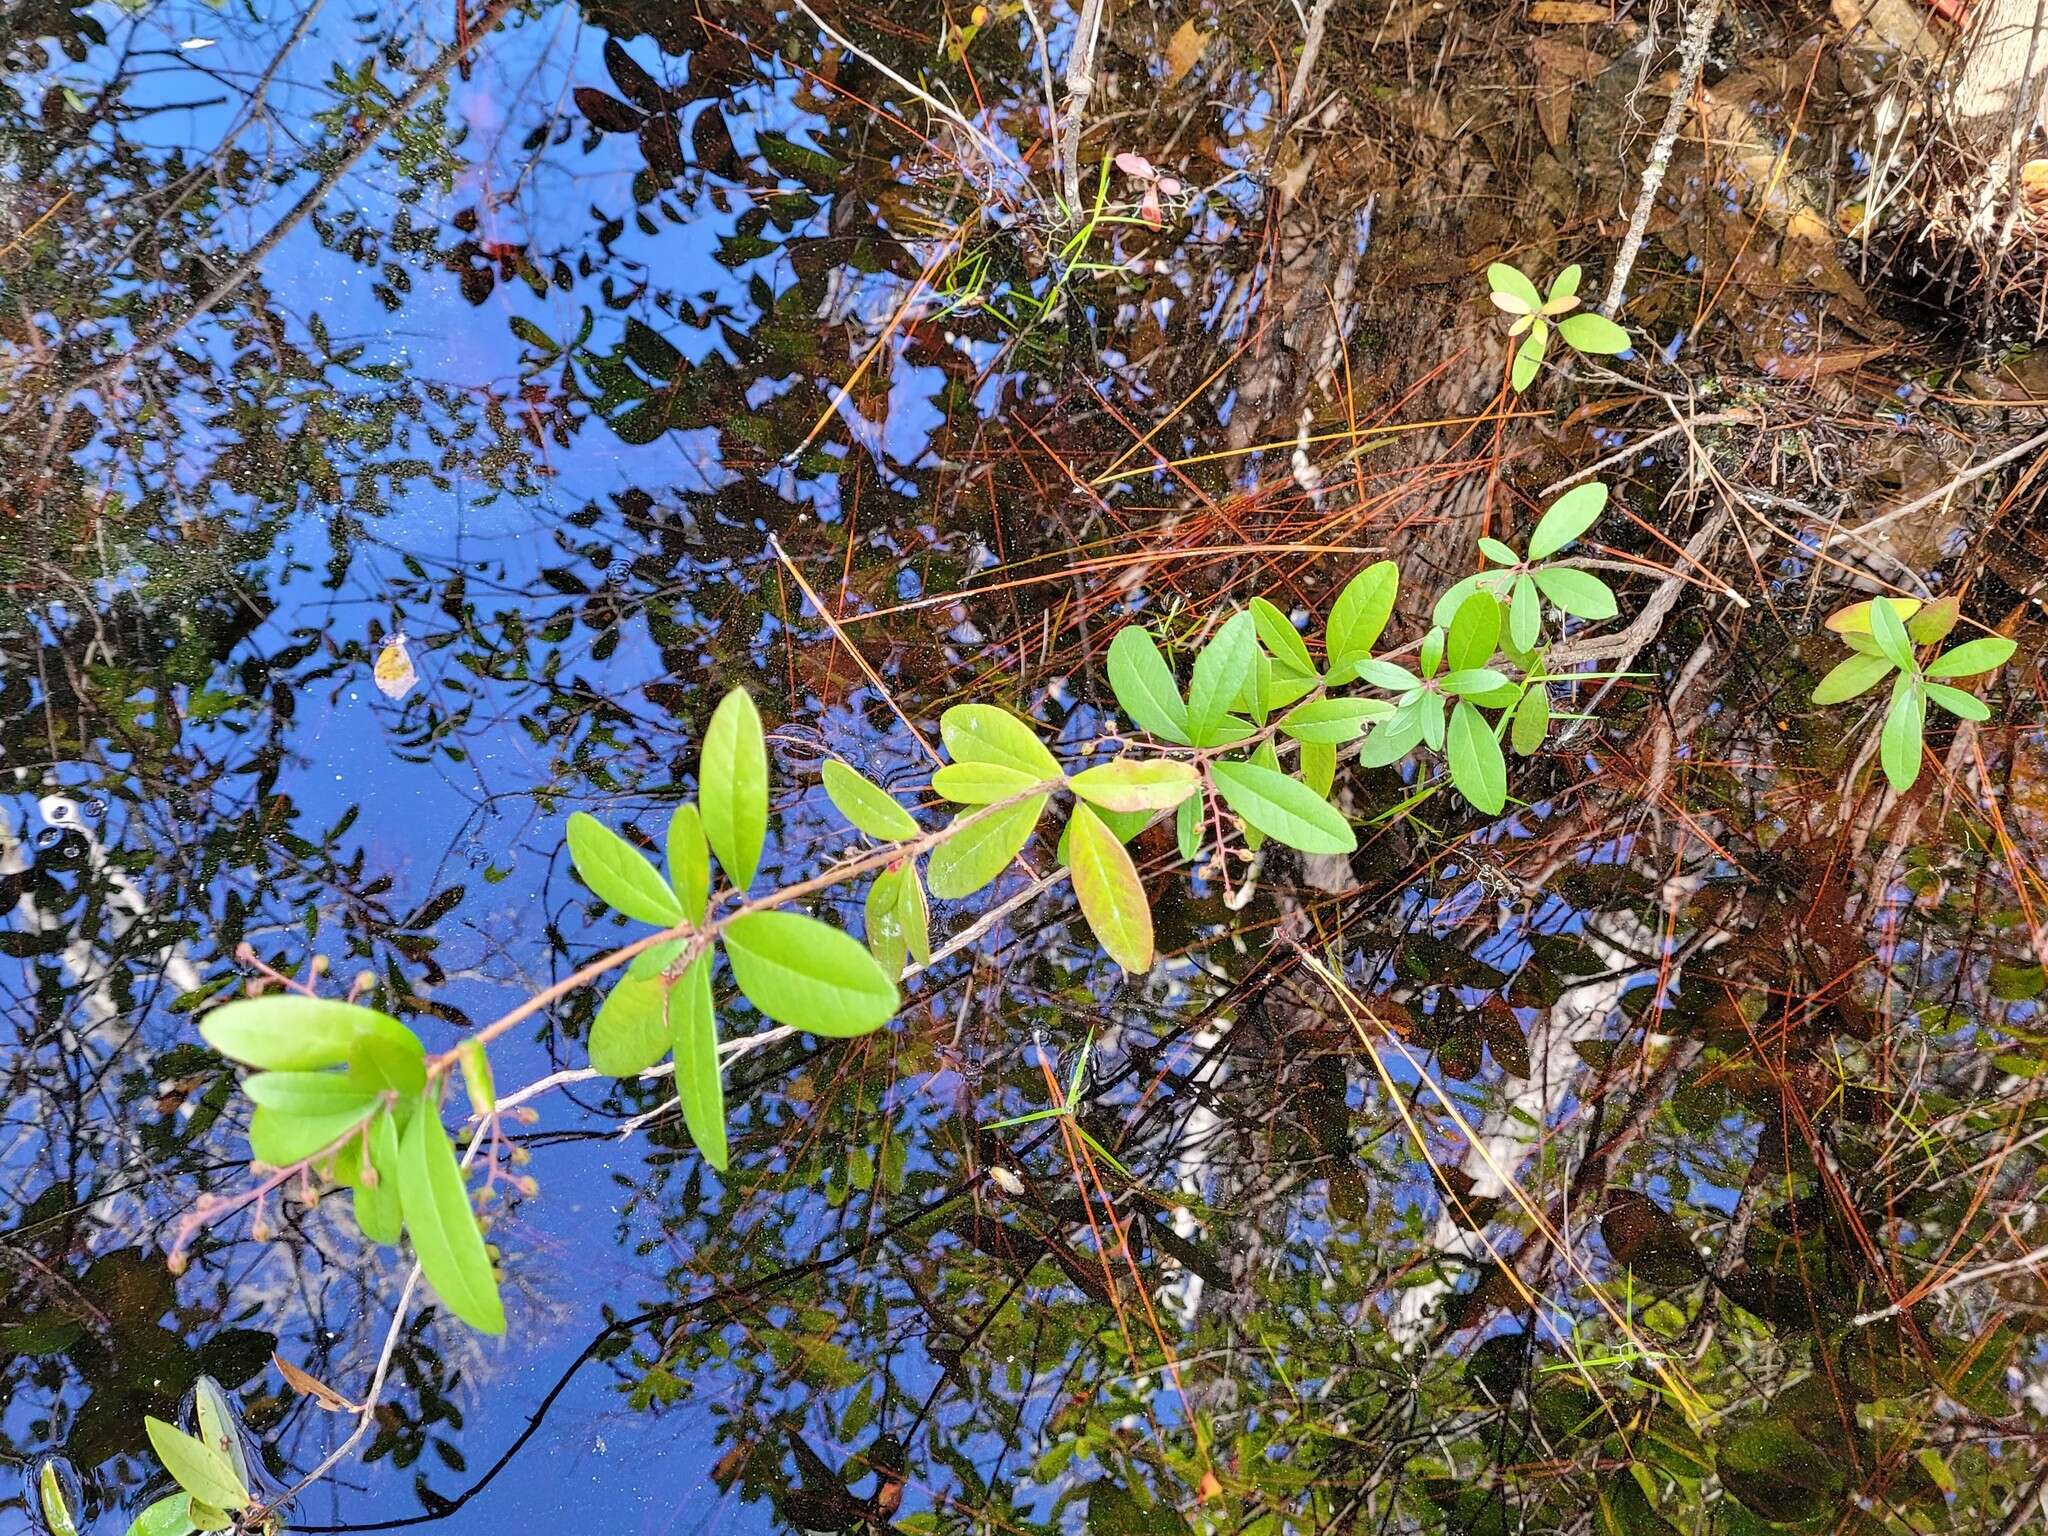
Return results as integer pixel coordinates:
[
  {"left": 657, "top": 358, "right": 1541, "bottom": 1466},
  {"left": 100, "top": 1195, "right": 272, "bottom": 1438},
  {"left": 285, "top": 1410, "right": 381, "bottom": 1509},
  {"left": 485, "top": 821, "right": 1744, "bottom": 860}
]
[
  {"left": 273, "top": 1352, "right": 357, "bottom": 1413},
  {"left": 1527, "top": 2, "right": 1610, "bottom": 22}
]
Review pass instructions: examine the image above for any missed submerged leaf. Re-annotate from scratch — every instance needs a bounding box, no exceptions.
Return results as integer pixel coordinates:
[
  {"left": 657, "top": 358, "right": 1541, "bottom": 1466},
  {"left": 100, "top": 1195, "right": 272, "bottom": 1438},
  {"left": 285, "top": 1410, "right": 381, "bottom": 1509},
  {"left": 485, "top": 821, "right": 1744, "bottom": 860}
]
[{"left": 144, "top": 1419, "right": 247, "bottom": 1513}]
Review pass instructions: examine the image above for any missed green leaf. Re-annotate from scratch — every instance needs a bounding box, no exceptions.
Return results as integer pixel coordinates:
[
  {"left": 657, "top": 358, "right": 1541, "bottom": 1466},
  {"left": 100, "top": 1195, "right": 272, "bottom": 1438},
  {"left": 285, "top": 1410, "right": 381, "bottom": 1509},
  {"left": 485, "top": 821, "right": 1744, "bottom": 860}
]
[
  {"left": 458, "top": 1040, "right": 495, "bottom": 1116},
  {"left": 1353, "top": 657, "right": 1421, "bottom": 691},
  {"left": 1249, "top": 596, "right": 1317, "bottom": 676},
  {"left": 1512, "top": 685, "right": 1550, "bottom": 755},
  {"left": 354, "top": 1109, "right": 404, "bottom": 1245},
  {"left": 666, "top": 804, "right": 710, "bottom": 923},
  {"left": 1478, "top": 536, "right": 1521, "bottom": 565},
  {"left": 1511, "top": 328, "right": 1544, "bottom": 391},
  {"left": 192, "top": 1378, "right": 250, "bottom": 1499},
  {"left": 1067, "top": 804, "right": 1154, "bottom": 976},
  {"left": 1210, "top": 761, "right": 1356, "bottom": 854},
  {"left": 723, "top": 911, "right": 898, "bottom": 1035},
  {"left": 1238, "top": 644, "right": 1273, "bottom": 724},
  {"left": 1927, "top": 634, "right": 2016, "bottom": 678},
  {"left": 201, "top": 996, "right": 413, "bottom": 1073},
  {"left": 399, "top": 1097, "right": 506, "bottom": 1334},
  {"left": 1420, "top": 691, "right": 1448, "bottom": 751},
  {"left": 668, "top": 954, "right": 726, "bottom": 1171},
  {"left": 1280, "top": 698, "right": 1390, "bottom": 743},
  {"left": 590, "top": 972, "right": 671, "bottom": 1076},
  {"left": 1906, "top": 593, "right": 1962, "bottom": 644},
  {"left": 900, "top": 865, "right": 932, "bottom": 966},
  {"left": 1446, "top": 589, "right": 1502, "bottom": 672},
  {"left": 1557, "top": 310, "right": 1630, "bottom": 355},
  {"left": 941, "top": 704, "right": 1062, "bottom": 779},
  {"left": 1531, "top": 566, "right": 1618, "bottom": 621},
  {"left": 1825, "top": 595, "right": 1920, "bottom": 637},
  {"left": 926, "top": 796, "right": 1048, "bottom": 898},
  {"left": 1510, "top": 573, "right": 1541, "bottom": 652},
  {"left": 1487, "top": 262, "right": 1542, "bottom": 313},
  {"left": 1298, "top": 739, "right": 1337, "bottom": 797},
  {"left": 248, "top": 1100, "right": 376, "bottom": 1169},
  {"left": 1868, "top": 594, "right": 1918, "bottom": 671},
  {"left": 1447, "top": 700, "right": 1507, "bottom": 814},
  {"left": 126, "top": 1495, "right": 199, "bottom": 1536},
  {"left": 1528, "top": 480, "right": 1609, "bottom": 560},
  {"left": 1419, "top": 626, "right": 1445, "bottom": 677},
  {"left": 1442, "top": 667, "right": 1511, "bottom": 696},
  {"left": 1812, "top": 651, "right": 1895, "bottom": 704},
  {"left": 1186, "top": 611, "right": 1258, "bottom": 745},
  {"left": 1069, "top": 757, "right": 1200, "bottom": 812},
  {"left": 1174, "top": 794, "right": 1202, "bottom": 861},
  {"left": 1326, "top": 561, "right": 1399, "bottom": 673},
  {"left": 1105, "top": 626, "right": 1191, "bottom": 744},
  {"left": 566, "top": 813, "right": 683, "bottom": 926},
  {"left": 1925, "top": 681, "right": 1990, "bottom": 720},
  {"left": 186, "top": 1506, "right": 229, "bottom": 1535},
  {"left": 40, "top": 1462, "right": 80, "bottom": 1536},
  {"left": 1879, "top": 674, "right": 1925, "bottom": 792},
  {"left": 144, "top": 1418, "right": 247, "bottom": 1512},
  {"left": 933, "top": 761, "right": 1042, "bottom": 803},
  {"left": 822, "top": 760, "right": 919, "bottom": 840},
  {"left": 244, "top": 1067, "right": 379, "bottom": 1122},
  {"left": 701, "top": 688, "right": 769, "bottom": 890},
  {"left": 1360, "top": 702, "right": 1425, "bottom": 767},
  {"left": 346, "top": 1027, "right": 427, "bottom": 1099},
  {"left": 1548, "top": 264, "right": 1582, "bottom": 304},
  {"left": 865, "top": 864, "right": 910, "bottom": 978}
]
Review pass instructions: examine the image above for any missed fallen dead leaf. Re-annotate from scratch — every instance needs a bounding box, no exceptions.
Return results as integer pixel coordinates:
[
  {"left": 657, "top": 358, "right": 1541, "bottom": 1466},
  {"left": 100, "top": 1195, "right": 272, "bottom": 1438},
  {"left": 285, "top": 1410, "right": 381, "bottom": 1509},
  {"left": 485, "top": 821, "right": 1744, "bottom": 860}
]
[
  {"left": 274, "top": 1351, "right": 358, "bottom": 1413},
  {"left": 1527, "top": 1, "right": 1610, "bottom": 22},
  {"left": 1164, "top": 19, "right": 1208, "bottom": 85},
  {"left": 1754, "top": 340, "right": 1895, "bottom": 381}
]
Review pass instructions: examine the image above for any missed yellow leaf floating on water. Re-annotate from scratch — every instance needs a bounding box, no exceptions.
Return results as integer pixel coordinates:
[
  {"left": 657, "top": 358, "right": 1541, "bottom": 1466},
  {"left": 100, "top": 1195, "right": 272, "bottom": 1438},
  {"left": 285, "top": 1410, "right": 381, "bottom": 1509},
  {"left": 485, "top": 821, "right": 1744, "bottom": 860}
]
[{"left": 373, "top": 633, "right": 417, "bottom": 700}]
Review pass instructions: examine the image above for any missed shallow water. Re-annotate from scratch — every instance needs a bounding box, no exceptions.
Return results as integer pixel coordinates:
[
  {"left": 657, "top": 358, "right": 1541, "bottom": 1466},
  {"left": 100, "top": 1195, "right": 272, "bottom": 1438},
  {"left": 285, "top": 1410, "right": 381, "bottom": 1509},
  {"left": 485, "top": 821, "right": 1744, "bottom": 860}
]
[{"left": 5, "top": 2, "right": 2048, "bottom": 1534}]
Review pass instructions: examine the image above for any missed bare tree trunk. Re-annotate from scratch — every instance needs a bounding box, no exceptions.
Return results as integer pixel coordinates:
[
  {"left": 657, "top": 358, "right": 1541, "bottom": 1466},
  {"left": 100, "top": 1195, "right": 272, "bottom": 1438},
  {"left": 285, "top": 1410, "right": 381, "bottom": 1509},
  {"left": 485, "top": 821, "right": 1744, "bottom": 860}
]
[{"left": 1953, "top": 0, "right": 2048, "bottom": 154}]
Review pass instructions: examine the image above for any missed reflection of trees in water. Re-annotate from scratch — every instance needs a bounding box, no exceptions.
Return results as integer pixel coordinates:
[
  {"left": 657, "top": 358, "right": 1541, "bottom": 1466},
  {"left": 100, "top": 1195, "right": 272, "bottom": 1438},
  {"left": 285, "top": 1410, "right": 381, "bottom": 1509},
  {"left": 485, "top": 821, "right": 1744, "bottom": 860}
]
[{"left": 4, "top": 0, "right": 2048, "bottom": 1532}]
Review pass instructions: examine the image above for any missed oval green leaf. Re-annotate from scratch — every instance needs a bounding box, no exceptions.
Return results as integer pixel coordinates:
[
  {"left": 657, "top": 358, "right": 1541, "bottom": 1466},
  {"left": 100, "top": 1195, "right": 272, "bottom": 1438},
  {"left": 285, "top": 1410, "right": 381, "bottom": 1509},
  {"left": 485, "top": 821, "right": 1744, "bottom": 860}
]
[
  {"left": 1185, "top": 611, "right": 1257, "bottom": 746},
  {"left": 1210, "top": 761, "right": 1355, "bottom": 854},
  {"left": 1487, "top": 262, "right": 1542, "bottom": 313},
  {"left": 1069, "top": 758, "right": 1200, "bottom": 812},
  {"left": 589, "top": 971, "right": 671, "bottom": 1077},
  {"left": 1927, "top": 634, "right": 2016, "bottom": 679},
  {"left": 1924, "top": 681, "right": 1990, "bottom": 720},
  {"left": 1530, "top": 566, "right": 1618, "bottom": 621},
  {"left": 926, "top": 796, "right": 1047, "bottom": 899},
  {"left": 933, "top": 760, "right": 1042, "bottom": 804},
  {"left": 723, "top": 910, "right": 898, "bottom": 1036},
  {"left": 668, "top": 954, "right": 727, "bottom": 1171},
  {"left": 666, "top": 803, "right": 710, "bottom": 923},
  {"left": 354, "top": 1108, "right": 404, "bottom": 1245},
  {"left": 1447, "top": 699, "right": 1507, "bottom": 814},
  {"left": 822, "top": 759, "right": 919, "bottom": 841},
  {"left": 1511, "top": 685, "right": 1550, "bottom": 756},
  {"left": 1812, "top": 651, "right": 1895, "bottom": 705},
  {"left": 1326, "top": 560, "right": 1399, "bottom": 673},
  {"left": 865, "top": 863, "right": 909, "bottom": 978},
  {"left": 700, "top": 688, "right": 769, "bottom": 891},
  {"left": 1279, "top": 698, "right": 1389, "bottom": 744},
  {"left": 567, "top": 812, "right": 683, "bottom": 926},
  {"left": 1446, "top": 589, "right": 1502, "bottom": 672},
  {"left": 201, "top": 996, "right": 411, "bottom": 1073},
  {"left": 1556, "top": 310, "right": 1630, "bottom": 355},
  {"left": 1067, "top": 804, "right": 1154, "bottom": 976},
  {"left": 125, "top": 1494, "right": 198, "bottom": 1536},
  {"left": 940, "top": 704, "right": 1062, "bottom": 780},
  {"left": 1879, "top": 675, "right": 1925, "bottom": 792},
  {"left": 1527, "top": 480, "right": 1608, "bottom": 560},
  {"left": 1105, "top": 625, "right": 1191, "bottom": 744},
  {"left": 144, "top": 1418, "right": 247, "bottom": 1513},
  {"left": 1249, "top": 596, "right": 1317, "bottom": 676},
  {"left": 399, "top": 1097, "right": 506, "bottom": 1334}
]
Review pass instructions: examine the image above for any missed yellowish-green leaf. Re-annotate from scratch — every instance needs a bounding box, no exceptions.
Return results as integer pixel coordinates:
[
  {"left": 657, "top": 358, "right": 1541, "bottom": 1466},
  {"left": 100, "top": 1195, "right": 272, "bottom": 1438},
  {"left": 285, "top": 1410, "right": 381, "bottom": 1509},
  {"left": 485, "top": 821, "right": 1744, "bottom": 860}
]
[
  {"left": 1066, "top": 804, "right": 1154, "bottom": 976},
  {"left": 201, "top": 996, "right": 414, "bottom": 1073},
  {"left": 1249, "top": 596, "right": 1316, "bottom": 676},
  {"left": 144, "top": 1418, "right": 247, "bottom": 1513},
  {"left": 933, "top": 760, "right": 1042, "bottom": 804},
  {"left": 1325, "top": 561, "right": 1399, "bottom": 674},
  {"left": 125, "top": 1494, "right": 198, "bottom": 1536},
  {"left": 40, "top": 1462, "right": 80, "bottom": 1536},
  {"left": 1069, "top": 758, "right": 1199, "bottom": 812},
  {"left": 865, "top": 864, "right": 910, "bottom": 977},
  {"left": 353, "top": 1109, "right": 403, "bottom": 1245}
]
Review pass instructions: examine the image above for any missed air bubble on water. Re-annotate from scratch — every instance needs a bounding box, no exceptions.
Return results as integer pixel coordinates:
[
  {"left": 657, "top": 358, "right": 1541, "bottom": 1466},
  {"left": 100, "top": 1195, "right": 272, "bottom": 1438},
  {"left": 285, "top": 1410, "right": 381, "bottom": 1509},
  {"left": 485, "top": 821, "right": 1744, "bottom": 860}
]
[
  {"left": 36, "top": 828, "right": 63, "bottom": 849},
  {"left": 83, "top": 798, "right": 107, "bottom": 817}
]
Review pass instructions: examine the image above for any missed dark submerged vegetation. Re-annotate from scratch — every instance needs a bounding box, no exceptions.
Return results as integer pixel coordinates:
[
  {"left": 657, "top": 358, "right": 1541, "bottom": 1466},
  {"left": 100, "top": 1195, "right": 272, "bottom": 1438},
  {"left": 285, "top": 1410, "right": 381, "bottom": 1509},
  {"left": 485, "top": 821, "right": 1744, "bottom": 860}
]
[{"left": 4, "top": 1, "right": 2048, "bottom": 1534}]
